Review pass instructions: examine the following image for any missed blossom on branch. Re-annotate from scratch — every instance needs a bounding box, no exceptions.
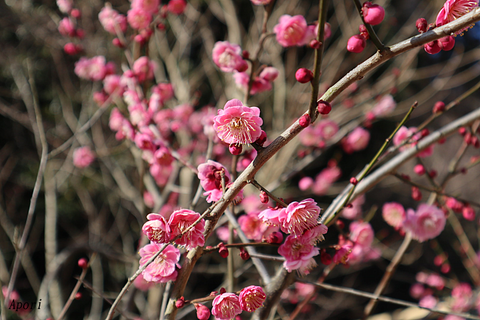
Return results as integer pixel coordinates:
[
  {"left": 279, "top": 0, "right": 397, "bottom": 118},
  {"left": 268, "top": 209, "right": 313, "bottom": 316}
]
[
  {"left": 139, "top": 243, "right": 180, "bottom": 283},
  {"left": 212, "top": 41, "right": 248, "bottom": 73},
  {"left": 168, "top": 209, "right": 205, "bottom": 250},
  {"left": 436, "top": 0, "right": 479, "bottom": 35},
  {"left": 403, "top": 204, "right": 446, "bottom": 242},
  {"left": 213, "top": 99, "right": 263, "bottom": 145},
  {"left": 211, "top": 293, "right": 242, "bottom": 320}
]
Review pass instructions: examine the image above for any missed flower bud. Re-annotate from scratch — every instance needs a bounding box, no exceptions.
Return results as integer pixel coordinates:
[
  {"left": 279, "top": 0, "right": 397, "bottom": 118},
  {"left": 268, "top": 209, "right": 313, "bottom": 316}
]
[
  {"left": 218, "top": 244, "right": 229, "bottom": 258},
  {"left": 70, "top": 8, "right": 81, "bottom": 18},
  {"left": 362, "top": 2, "right": 385, "bottom": 25},
  {"left": 239, "top": 247, "right": 250, "bottom": 260},
  {"left": 439, "top": 36, "right": 455, "bottom": 51},
  {"left": 416, "top": 18, "right": 428, "bottom": 33},
  {"left": 267, "top": 231, "right": 283, "bottom": 244},
  {"left": 349, "top": 177, "right": 358, "bottom": 185},
  {"left": 259, "top": 191, "right": 269, "bottom": 203},
  {"left": 347, "top": 34, "right": 366, "bottom": 53},
  {"left": 176, "top": 297, "right": 185, "bottom": 308},
  {"left": 295, "top": 68, "right": 313, "bottom": 83},
  {"left": 424, "top": 40, "right": 441, "bottom": 55},
  {"left": 75, "top": 292, "right": 82, "bottom": 299},
  {"left": 414, "top": 164, "right": 425, "bottom": 175},
  {"left": 411, "top": 186, "right": 422, "bottom": 201},
  {"left": 299, "top": 114, "right": 311, "bottom": 127},
  {"left": 433, "top": 101, "right": 445, "bottom": 114},
  {"left": 462, "top": 205, "right": 475, "bottom": 221},
  {"left": 320, "top": 249, "right": 332, "bottom": 265},
  {"left": 254, "top": 130, "right": 267, "bottom": 146},
  {"left": 317, "top": 100, "right": 332, "bottom": 114},
  {"left": 309, "top": 39, "right": 321, "bottom": 49},
  {"left": 195, "top": 304, "right": 211, "bottom": 320},
  {"left": 78, "top": 258, "right": 88, "bottom": 269},
  {"left": 229, "top": 143, "right": 242, "bottom": 155}
]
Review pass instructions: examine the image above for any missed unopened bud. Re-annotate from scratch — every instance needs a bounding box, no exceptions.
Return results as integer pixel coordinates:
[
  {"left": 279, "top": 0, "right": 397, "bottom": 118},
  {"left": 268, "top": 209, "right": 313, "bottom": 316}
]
[
  {"left": 78, "top": 258, "right": 88, "bottom": 269},
  {"left": 317, "top": 100, "right": 332, "bottom": 115},
  {"left": 299, "top": 114, "right": 311, "bottom": 127},
  {"left": 295, "top": 68, "right": 313, "bottom": 83},
  {"left": 239, "top": 248, "right": 250, "bottom": 260},
  {"left": 267, "top": 231, "right": 283, "bottom": 244},
  {"left": 416, "top": 18, "right": 428, "bottom": 33},
  {"left": 218, "top": 244, "right": 229, "bottom": 258},
  {"left": 229, "top": 143, "right": 242, "bottom": 155},
  {"left": 259, "top": 191, "right": 269, "bottom": 203},
  {"left": 433, "top": 101, "right": 445, "bottom": 114},
  {"left": 175, "top": 297, "right": 185, "bottom": 308}
]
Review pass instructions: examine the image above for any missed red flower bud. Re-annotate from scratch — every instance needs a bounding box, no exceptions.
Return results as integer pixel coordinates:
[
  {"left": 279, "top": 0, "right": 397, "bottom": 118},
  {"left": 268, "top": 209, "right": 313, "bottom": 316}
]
[
  {"left": 259, "top": 191, "right": 269, "bottom": 203},
  {"left": 176, "top": 297, "right": 185, "bottom": 308},
  {"left": 362, "top": 2, "right": 385, "bottom": 25},
  {"left": 439, "top": 36, "right": 455, "bottom": 51},
  {"left": 317, "top": 100, "right": 332, "bottom": 115},
  {"left": 416, "top": 18, "right": 428, "bottom": 33},
  {"left": 239, "top": 248, "right": 250, "bottom": 260},
  {"left": 229, "top": 143, "right": 242, "bottom": 155},
  {"left": 218, "top": 244, "right": 229, "bottom": 258},
  {"left": 347, "top": 34, "right": 366, "bottom": 53},
  {"left": 433, "top": 101, "right": 445, "bottom": 114},
  {"left": 254, "top": 130, "right": 267, "bottom": 146},
  {"left": 295, "top": 68, "right": 313, "bottom": 83},
  {"left": 424, "top": 40, "right": 441, "bottom": 55},
  {"left": 267, "top": 231, "right": 283, "bottom": 244},
  {"left": 78, "top": 258, "right": 88, "bottom": 269},
  {"left": 299, "top": 114, "right": 311, "bottom": 127},
  {"left": 414, "top": 164, "right": 425, "bottom": 175},
  {"left": 350, "top": 177, "right": 358, "bottom": 185},
  {"left": 411, "top": 186, "right": 422, "bottom": 201}
]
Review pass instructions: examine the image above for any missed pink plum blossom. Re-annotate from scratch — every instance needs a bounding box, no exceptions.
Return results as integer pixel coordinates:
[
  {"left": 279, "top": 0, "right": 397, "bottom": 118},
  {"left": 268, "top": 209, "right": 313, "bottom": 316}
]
[
  {"left": 403, "top": 204, "right": 446, "bottom": 242},
  {"left": 342, "top": 195, "right": 364, "bottom": 220},
  {"left": 57, "top": 0, "right": 73, "bottom": 13},
  {"left": 238, "top": 211, "right": 274, "bottom": 241},
  {"left": 372, "top": 95, "right": 396, "bottom": 117},
  {"left": 74, "top": 56, "right": 107, "bottom": 81},
  {"left": 139, "top": 243, "right": 180, "bottom": 283},
  {"left": 278, "top": 233, "right": 320, "bottom": 274},
  {"left": 167, "top": 0, "right": 187, "bottom": 15},
  {"left": 312, "top": 164, "right": 341, "bottom": 195},
  {"left": 133, "top": 56, "right": 157, "bottom": 83},
  {"left": 131, "top": 0, "right": 160, "bottom": 13},
  {"left": 259, "top": 207, "right": 282, "bottom": 227},
  {"left": 197, "top": 160, "right": 230, "bottom": 202},
  {"left": 299, "top": 177, "right": 314, "bottom": 191},
  {"left": 58, "top": 17, "right": 76, "bottom": 37},
  {"left": 349, "top": 221, "right": 374, "bottom": 247},
  {"left": 362, "top": 2, "right": 385, "bottom": 25},
  {"left": 451, "top": 283, "right": 473, "bottom": 311},
  {"left": 333, "top": 244, "right": 352, "bottom": 264},
  {"left": 273, "top": 15, "right": 308, "bottom": 47},
  {"left": 73, "top": 146, "right": 95, "bottom": 168},
  {"left": 382, "top": 202, "right": 406, "bottom": 229},
  {"left": 127, "top": 7, "right": 152, "bottom": 30},
  {"left": 419, "top": 295, "right": 437, "bottom": 308},
  {"left": 347, "top": 34, "right": 366, "bottom": 53},
  {"left": 278, "top": 198, "right": 321, "bottom": 236},
  {"left": 142, "top": 213, "right": 171, "bottom": 244},
  {"left": 211, "top": 293, "right": 242, "bottom": 320},
  {"left": 168, "top": 209, "right": 205, "bottom": 250},
  {"left": 98, "top": 6, "right": 127, "bottom": 34},
  {"left": 239, "top": 286, "right": 266, "bottom": 312},
  {"left": 317, "top": 119, "right": 339, "bottom": 140},
  {"left": 133, "top": 272, "right": 154, "bottom": 291},
  {"left": 342, "top": 127, "right": 370, "bottom": 153},
  {"left": 213, "top": 99, "right": 263, "bottom": 145},
  {"left": 393, "top": 126, "right": 434, "bottom": 157},
  {"left": 436, "top": 0, "right": 479, "bottom": 35},
  {"left": 233, "top": 71, "right": 273, "bottom": 95},
  {"left": 103, "top": 75, "right": 125, "bottom": 96},
  {"left": 212, "top": 41, "right": 248, "bottom": 73}
]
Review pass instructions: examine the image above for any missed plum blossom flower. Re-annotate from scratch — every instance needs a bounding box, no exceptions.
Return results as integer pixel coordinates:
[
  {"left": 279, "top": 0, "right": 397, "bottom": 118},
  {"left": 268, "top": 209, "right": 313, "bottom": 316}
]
[
  {"left": 451, "top": 282, "right": 473, "bottom": 311},
  {"left": 197, "top": 160, "right": 230, "bottom": 202},
  {"left": 436, "top": 0, "right": 479, "bottom": 35},
  {"left": 342, "top": 127, "right": 370, "bottom": 153},
  {"left": 132, "top": 0, "right": 160, "bottom": 13},
  {"left": 238, "top": 211, "right": 274, "bottom": 241},
  {"left": 312, "top": 164, "right": 341, "bottom": 195},
  {"left": 250, "top": 0, "right": 272, "bottom": 4},
  {"left": 382, "top": 202, "right": 406, "bottom": 229},
  {"left": 74, "top": 56, "right": 107, "bottom": 81},
  {"left": 211, "top": 293, "right": 242, "bottom": 320},
  {"left": 168, "top": 209, "right": 205, "bottom": 250},
  {"left": 393, "top": 126, "right": 434, "bottom": 157},
  {"left": 278, "top": 233, "right": 320, "bottom": 274},
  {"left": 403, "top": 204, "right": 446, "bottom": 242},
  {"left": 133, "top": 56, "right": 157, "bottom": 83},
  {"left": 278, "top": 198, "right": 321, "bottom": 236},
  {"left": 239, "top": 286, "right": 266, "bottom": 312},
  {"left": 139, "top": 243, "right": 180, "bottom": 283},
  {"left": 342, "top": 195, "right": 364, "bottom": 220},
  {"left": 167, "top": 0, "right": 187, "bottom": 15},
  {"left": 142, "top": 213, "right": 171, "bottom": 244},
  {"left": 274, "top": 15, "right": 308, "bottom": 47},
  {"left": 127, "top": 7, "right": 152, "bottom": 30},
  {"left": 371, "top": 94, "right": 396, "bottom": 117},
  {"left": 213, "top": 99, "right": 263, "bottom": 145},
  {"left": 73, "top": 146, "right": 95, "bottom": 168},
  {"left": 212, "top": 41, "right": 248, "bottom": 73},
  {"left": 98, "top": 6, "right": 127, "bottom": 34}
]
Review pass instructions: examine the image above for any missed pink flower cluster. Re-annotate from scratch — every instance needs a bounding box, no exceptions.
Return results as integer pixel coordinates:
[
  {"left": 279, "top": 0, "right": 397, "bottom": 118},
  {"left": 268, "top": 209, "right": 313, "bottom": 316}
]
[
  {"left": 74, "top": 56, "right": 113, "bottom": 81},
  {"left": 210, "top": 287, "right": 266, "bottom": 319},
  {"left": 298, "top": 161, "right": 341, "bottom": 196},
  {"left": 299, "top": 119, "right": 339, "bottom": 148},
  {"left": 260, "top": 199, "right": 328, "bottom": 274},
  {"left": 233, "top": 67, "right": 279, "bottom": 95},
  {"left": 383, "top": 202, "right": 446, "bottom": 242},
  {"left": 273, "top": 15, "right": 331, "bottom": 47},
  {"left": 393, "top": 126, "right": 434, "bottom": 157},
  {"left": 98, "top": 6, "right": 127, "bottom": 34},
  {"left": 142, "top": 209, "right": 205, "bottom": 250}
]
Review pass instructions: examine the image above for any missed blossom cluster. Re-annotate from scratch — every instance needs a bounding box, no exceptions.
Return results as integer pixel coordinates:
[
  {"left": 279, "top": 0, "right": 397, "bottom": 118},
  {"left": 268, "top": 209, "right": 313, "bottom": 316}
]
[{"left": 210, "top": 286, "right": 266, "bottom": 320}]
